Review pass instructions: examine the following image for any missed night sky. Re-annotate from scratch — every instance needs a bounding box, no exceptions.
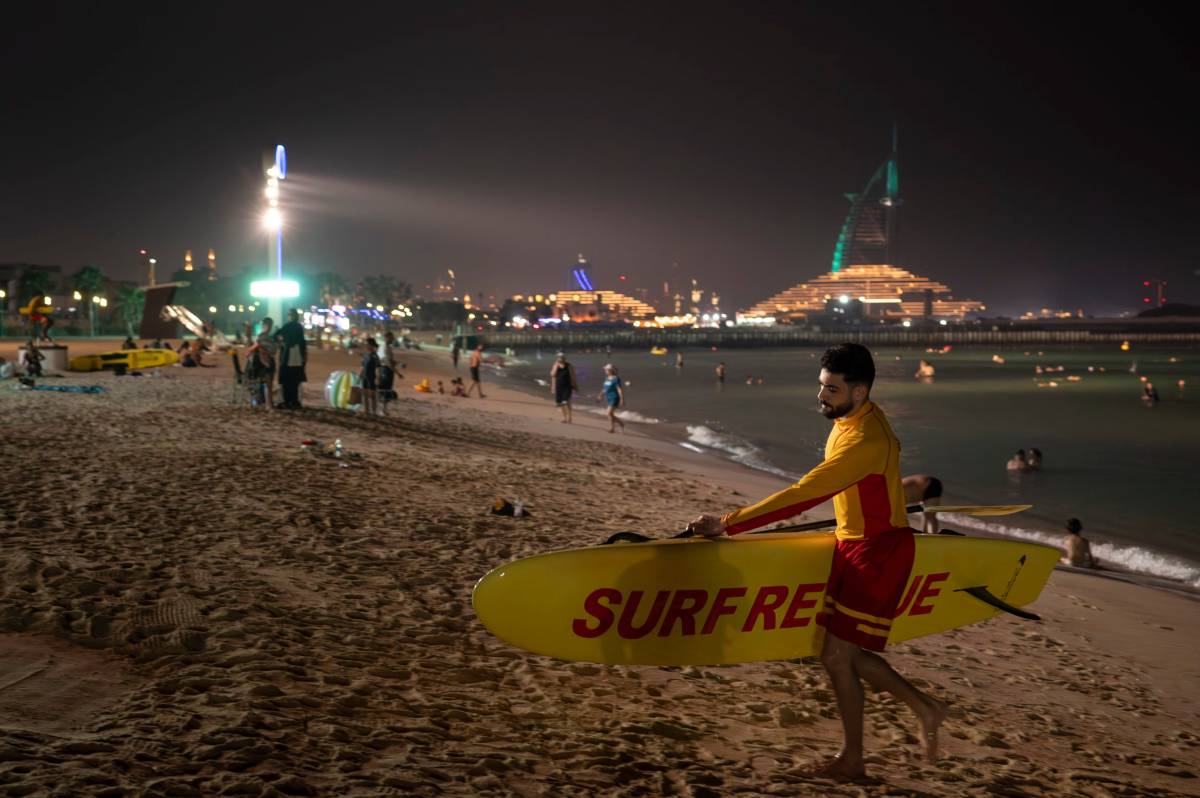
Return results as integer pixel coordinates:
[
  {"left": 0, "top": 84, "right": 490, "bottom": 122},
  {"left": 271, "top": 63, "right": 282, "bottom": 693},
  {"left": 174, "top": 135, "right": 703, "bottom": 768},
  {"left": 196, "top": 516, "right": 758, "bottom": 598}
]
[{"left": 4, "top": 4, "right": 1195, "bottom": 315}]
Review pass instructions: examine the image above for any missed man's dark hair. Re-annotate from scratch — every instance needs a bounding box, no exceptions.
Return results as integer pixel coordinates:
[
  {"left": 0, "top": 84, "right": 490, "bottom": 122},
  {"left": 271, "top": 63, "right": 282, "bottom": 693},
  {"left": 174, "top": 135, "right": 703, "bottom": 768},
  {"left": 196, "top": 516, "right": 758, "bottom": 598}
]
[
  {"left": 820, "top": 343, "right": 875, "bottom": 389},
  {"left": 1065, "top": 518, "right": 1082, "bottom": 534},
  {"left": 924, "top": 477, "right": 943, "bottom": 501}
]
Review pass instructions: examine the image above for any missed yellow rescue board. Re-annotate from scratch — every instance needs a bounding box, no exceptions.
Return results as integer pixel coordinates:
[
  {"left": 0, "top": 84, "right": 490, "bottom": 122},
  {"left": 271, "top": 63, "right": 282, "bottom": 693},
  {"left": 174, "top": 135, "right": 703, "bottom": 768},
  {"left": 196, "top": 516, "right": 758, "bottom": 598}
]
[
  {"left": 472, "top": 534, "right": 1059, "bottom": 665},
  {"left": 69, "top": 349, "right": 180, "bottom": 372}
]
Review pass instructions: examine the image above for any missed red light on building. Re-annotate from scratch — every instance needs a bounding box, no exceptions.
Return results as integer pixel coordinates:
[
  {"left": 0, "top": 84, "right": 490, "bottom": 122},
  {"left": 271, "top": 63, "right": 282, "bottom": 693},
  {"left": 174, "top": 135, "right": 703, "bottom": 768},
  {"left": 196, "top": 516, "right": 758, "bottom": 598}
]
[
  {"left": 1143, "top": 281, "right": 1150, "bottom": 286},
  {"left": 619, "top": 274, "right": 627, "bottom": 281}
]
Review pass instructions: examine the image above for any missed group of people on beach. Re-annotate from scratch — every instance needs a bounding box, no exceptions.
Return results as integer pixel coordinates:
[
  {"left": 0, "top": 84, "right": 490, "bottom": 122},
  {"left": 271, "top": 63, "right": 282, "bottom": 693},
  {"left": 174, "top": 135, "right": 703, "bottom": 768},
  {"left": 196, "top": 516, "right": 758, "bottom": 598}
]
[
  {"left": 548, "top": 352, "right": 625, "bottom": 432},
  {"left": 449, "top": 342, "right": 487, "bottom": 398},
  {"left": 239, "top": 309, "right": 308, "bottom": 410},
  {"left": 353, "top": 331, "right": 405, "bottom": 415}
]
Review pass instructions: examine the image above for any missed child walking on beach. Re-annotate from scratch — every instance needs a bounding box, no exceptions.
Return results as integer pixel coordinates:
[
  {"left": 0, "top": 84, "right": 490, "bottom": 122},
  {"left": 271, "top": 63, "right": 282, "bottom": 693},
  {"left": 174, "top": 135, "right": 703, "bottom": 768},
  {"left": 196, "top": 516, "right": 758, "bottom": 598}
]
[{"left": 600, "top": 364, "right": 625, "bottom": 433}]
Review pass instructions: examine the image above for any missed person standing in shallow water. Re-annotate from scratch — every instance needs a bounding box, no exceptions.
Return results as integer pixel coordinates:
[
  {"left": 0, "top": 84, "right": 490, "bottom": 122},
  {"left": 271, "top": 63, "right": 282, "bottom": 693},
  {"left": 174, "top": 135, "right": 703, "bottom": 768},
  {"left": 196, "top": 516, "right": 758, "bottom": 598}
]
[
  {"left": 466, "top": 344, "right": 486, "bottom": 398},
  {"left": 1062, "top": 518, "right": 1098, "bottom": 567},
  {"left": 549, "top": 352, "right": 578, "bottom": 423},
  {"left": 688, "top": 343, "right": 947, "bottom": 781},
  {"left": 274, "top": 308, "right": 307, "bottom": 409},
  {"left": 600, "top": 364, "right": 625, "bottom": 433}
]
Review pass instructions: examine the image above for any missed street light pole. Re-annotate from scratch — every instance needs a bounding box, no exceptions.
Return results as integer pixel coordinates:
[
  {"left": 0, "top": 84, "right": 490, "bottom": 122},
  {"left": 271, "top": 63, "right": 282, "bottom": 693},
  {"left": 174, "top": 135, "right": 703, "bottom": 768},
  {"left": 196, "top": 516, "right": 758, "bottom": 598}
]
[{"left": 263, "top": 144, "right": 287, "bottom": 323}]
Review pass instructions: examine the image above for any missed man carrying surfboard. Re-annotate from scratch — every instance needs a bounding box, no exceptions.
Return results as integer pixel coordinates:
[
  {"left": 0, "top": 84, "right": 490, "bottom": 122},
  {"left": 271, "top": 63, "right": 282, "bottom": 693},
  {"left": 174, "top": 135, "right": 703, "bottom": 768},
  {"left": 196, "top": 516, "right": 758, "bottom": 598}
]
[{"left": 688, "top": 342, "right": 947, "bottom": 781}]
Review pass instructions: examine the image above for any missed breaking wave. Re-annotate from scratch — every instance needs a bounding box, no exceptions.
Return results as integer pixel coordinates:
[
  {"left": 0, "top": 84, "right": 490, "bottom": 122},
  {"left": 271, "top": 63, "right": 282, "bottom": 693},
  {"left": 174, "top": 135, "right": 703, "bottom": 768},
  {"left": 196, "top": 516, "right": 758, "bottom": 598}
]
[
  {"left": 583, "top": 406, "right": 661, "bottom": 424},
  {"left": 685, "top": 425, "right": 796, "bottom": 480}
]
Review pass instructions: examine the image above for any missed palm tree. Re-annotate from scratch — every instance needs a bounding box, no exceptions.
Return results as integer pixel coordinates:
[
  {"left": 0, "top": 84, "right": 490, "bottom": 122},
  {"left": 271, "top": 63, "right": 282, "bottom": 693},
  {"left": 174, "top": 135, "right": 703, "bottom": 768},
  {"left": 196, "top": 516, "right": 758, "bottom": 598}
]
[
  {"left": 113, "top": 283, "right": 145, "bottom": 337},
  {"left": 18, "top": 266, "right": 55, "bottom": 304},
  {"left": 314, "top": 271, "right": 349, "bottom": 307},
  {"left": 73, "top": 265, "right": 106, "bottom": 335},
  {"left": 363, "top": 274, "right": 414, "bottom": 310},
  {"left": 362, "top": 274, "right": 396, "bottom": 308}
]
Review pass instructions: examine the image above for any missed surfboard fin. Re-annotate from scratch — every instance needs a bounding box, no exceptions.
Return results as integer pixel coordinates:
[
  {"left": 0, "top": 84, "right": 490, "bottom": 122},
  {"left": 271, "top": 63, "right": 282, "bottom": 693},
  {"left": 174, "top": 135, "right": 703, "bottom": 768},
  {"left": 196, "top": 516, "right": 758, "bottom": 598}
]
[{"left": 957, "top": 586, "right": 1041, "bottom": 621}]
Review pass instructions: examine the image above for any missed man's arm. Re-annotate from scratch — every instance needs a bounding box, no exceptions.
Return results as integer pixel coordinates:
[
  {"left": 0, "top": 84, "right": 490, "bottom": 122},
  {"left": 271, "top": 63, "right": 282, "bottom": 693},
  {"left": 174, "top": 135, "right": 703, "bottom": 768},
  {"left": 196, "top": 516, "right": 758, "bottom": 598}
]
[{"left": 719, "top": 430, "right": 879, "bottom": 535}]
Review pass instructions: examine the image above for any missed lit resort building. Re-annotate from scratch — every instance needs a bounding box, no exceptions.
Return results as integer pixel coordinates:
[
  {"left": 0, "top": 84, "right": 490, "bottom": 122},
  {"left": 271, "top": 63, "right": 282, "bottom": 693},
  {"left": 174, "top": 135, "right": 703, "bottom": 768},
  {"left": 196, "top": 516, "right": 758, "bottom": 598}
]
[
  {"left": 549, "top": 254, "right": 658, "bottom": 323},
  {"left": 742, "top": 129, "right": 984, "bottom": 323}
]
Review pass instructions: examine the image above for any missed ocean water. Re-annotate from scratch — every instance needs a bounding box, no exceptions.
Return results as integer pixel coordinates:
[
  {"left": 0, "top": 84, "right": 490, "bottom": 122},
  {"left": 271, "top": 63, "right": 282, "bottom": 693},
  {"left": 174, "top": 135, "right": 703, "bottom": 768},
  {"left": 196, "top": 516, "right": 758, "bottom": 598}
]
[{"left": 497, "top": 344, "right": 1200, "bottom": 588}]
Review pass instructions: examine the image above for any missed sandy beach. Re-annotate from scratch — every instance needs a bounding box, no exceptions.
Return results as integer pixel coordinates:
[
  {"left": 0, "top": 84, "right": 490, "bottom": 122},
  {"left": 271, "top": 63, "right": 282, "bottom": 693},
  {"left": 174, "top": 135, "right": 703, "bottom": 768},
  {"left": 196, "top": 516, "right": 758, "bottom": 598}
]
[{"left": 1, "top": 339, "right": 1198, "bottom": 797}]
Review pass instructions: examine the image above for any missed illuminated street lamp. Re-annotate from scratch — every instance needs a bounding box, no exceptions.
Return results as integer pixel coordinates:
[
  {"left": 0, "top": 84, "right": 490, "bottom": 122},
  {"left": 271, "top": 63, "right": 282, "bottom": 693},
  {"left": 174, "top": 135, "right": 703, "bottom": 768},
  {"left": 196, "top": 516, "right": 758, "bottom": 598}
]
[
  {"left": 0, "top": 288, "right": 6, "bottom": 337},
  {"left": 256, "top": 144, "right": 290, "bottom": 322}
]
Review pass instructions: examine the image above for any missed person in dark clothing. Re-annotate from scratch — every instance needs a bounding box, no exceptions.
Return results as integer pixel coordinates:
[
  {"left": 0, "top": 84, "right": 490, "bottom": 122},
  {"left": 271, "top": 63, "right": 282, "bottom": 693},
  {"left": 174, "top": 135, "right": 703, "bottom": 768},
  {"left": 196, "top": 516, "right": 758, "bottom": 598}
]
[
  {"left": 549, "top": 351, "right": 578, "bottom": 423},
  {"left": 360, "top": 337, "right": 380, "bottom": 416},
  {"left": 378, "top": 330, "right": 402, "bottom": 414},
  {"left": 23, "top": 340, "right": 44, "bottom": 378},
  {"left": 274, "top": 308, "right": 308, "bottom": 408}
]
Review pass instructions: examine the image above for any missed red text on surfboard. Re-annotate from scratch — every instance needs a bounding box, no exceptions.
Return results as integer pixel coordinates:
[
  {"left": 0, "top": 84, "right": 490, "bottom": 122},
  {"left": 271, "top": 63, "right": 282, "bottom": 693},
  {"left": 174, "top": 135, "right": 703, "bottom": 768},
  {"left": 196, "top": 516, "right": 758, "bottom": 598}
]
[
  {"left": 894, "top": 572, "right": 949, "bottom": 617},
  {"left": 570, "top": 573, "right": 950, "bottom": 639},
  {"left": 572, "top": 583, "right": 821, "bottom": 639}
]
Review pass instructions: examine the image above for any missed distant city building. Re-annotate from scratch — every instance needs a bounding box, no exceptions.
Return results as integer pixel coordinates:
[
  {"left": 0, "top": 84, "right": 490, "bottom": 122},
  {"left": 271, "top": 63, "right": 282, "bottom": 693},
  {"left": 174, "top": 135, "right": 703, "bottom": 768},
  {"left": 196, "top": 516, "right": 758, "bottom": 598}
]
[
  {"left": 184, "top": 250, "right": 194, "bottom": 272},
  {"left": 551, "top": 253, "right": 657, "bottom": 322},
  {"left": 431, "top": 268, "right": 457, "bottom": 301},
  {"left": 207, "top": 248, "right": 217, "bottom": 281},
  {"left": 745, "top": 264, "right": 985, "bottom": 321},
  {"left": 744, "top": 128, "right": 984, "bottom": 322}
]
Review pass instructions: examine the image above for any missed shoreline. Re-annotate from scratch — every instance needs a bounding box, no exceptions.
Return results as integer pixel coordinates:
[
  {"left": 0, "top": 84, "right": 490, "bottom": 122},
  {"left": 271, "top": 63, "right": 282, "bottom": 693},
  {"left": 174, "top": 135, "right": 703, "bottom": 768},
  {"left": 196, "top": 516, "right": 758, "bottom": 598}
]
[{"left": 6, "top": 336, "right": 1197, "bottom": 595}]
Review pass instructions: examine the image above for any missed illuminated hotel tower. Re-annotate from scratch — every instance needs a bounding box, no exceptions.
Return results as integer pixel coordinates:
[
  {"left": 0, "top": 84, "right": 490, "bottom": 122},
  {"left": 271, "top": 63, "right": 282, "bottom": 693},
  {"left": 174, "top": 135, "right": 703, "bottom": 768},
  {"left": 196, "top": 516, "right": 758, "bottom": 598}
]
[
  {"left": 207, "top": 248, "right": 217, "bottom": 281},
  {"left": 832, "top": 125, "right": 901, "bottom": 272},
  {"left": 744, "top": 128, "right": 984, "bottom": 321},
  {"left": 184, "top": 250, "right": 194, "bottom": 272}
]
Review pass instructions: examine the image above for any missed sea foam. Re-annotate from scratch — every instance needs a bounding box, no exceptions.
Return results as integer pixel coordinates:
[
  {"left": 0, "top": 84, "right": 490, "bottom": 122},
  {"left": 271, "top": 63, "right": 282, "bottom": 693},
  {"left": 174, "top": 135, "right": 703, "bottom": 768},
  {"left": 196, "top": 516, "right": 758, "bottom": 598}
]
[
  {"left": 583, "top": 407, "right": 661, "bottom": 424},
  {"left": 686, "top": 425, "right": 796, "bottom": 480}
]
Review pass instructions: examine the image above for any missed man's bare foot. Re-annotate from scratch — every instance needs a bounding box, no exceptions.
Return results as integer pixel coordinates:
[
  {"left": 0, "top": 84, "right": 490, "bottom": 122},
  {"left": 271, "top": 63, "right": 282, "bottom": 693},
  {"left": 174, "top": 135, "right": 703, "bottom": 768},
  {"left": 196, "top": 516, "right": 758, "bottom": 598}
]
[
  {"left": 917, "top": 697, "right": 949, "bottom": 761},
  {"left": 799, "top": 754, "right": 866, "bottom": 781}
]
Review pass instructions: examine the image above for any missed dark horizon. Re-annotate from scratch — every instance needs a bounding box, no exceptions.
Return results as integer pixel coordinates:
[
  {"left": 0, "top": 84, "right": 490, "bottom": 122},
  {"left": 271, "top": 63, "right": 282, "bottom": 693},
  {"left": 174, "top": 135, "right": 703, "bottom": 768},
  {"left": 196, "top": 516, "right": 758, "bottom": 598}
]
[{"left": 4, "top": 4, "right": 1196, "bottom": 316}]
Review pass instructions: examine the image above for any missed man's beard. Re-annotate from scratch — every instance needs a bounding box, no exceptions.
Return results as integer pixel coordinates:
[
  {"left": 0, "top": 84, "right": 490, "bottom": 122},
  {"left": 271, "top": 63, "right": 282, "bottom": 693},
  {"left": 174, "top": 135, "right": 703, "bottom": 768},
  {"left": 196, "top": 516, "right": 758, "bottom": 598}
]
[{"left": 819, "top": 397, "right": 855, "bottom": 419}]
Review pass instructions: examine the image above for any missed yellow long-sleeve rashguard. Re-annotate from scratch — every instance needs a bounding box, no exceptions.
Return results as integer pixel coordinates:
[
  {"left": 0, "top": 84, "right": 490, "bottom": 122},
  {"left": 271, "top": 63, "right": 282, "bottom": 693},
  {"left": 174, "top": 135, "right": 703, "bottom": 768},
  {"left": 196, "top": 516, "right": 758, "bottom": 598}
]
[{"left": 721, "top": 401, "right": 909, "bottom": 540}]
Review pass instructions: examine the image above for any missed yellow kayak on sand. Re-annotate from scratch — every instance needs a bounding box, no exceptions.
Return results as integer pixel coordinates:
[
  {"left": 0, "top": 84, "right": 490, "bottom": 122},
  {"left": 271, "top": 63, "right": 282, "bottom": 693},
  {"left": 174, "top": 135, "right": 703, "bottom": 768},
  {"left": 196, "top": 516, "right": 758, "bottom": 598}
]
[{"left": 69, "top": 349, "right": 179, "bottom": 372}]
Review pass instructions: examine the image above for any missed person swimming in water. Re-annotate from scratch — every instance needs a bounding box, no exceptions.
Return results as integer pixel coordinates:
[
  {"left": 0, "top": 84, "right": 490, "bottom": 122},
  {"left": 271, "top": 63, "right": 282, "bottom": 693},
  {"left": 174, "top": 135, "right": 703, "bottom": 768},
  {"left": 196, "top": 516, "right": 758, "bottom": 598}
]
[{"left": 1061, "top": 518, "right": 1097, "bottom": 568}]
